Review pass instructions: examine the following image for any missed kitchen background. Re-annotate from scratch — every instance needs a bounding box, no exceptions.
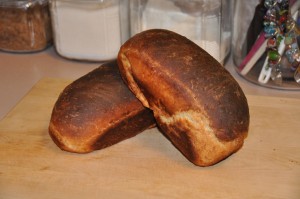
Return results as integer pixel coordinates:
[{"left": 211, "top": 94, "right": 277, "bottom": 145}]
[
  {"left": 0, "top": 0, "right": 300, "bottom": 120},
  {"left": 0, "top": 1, "right": 300, "bottom": 199}
]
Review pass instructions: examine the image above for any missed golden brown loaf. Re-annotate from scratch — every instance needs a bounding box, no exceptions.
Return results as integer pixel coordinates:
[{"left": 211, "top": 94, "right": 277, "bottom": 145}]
[
  {"left": 49, "top": 61, "right": 155, "bottom": 153},
  {"left": 118, "top": 29, "right": 250, "bottom": 166}
]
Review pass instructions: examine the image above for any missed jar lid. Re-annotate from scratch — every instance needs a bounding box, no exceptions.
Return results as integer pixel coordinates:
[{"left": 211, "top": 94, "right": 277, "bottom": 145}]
[
  {"left": 49, "top": 0, "right": 116, "bottom": 7},
  {"left": 0, "top": 0, "right": 48, "bottom": 9}
]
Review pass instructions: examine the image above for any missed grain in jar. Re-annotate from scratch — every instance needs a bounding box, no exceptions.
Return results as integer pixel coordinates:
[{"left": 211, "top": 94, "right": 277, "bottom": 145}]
[{"left": 0, "top": 0, "right": 52, "bottom": 52}]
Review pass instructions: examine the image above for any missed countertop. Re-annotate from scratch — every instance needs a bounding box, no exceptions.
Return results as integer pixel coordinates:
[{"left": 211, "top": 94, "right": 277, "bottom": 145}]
[{"left": 1, "top": 46, "right": 299, "bottom": 121}]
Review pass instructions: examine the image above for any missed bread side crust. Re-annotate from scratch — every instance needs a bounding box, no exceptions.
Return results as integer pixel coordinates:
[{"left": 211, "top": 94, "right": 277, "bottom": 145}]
[
  {"left": 49, "top": 106, "right": 154, "bottom": 153},
  {"left": 157, "top": 110, "right": 247, "bottom": 166}
]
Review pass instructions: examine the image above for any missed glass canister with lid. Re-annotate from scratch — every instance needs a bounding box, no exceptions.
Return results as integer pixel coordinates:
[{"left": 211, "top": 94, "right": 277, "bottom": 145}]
[
  {"left": 232, "top": 0, "right": 300, "bottom": 90},
  {"left": 129, "top": 0, "right": 233, "bottom": 65},
  {"left": 0, "top": 0, "right": 52, "bottom": 52},
  {"left": 49, "top": 0, "right": 129, "bottom": 61}
]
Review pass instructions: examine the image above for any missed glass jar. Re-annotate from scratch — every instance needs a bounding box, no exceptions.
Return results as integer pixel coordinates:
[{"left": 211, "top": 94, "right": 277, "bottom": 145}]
[
  {"left": 0, "top": 0, "right": 52, "bottom": 52},
  {"left": 49, "top": 0, "right": 129, "bottom": 61},
  {"left": 232, "top": 0, "right": 300, "bottom": 90},
  {"left": 129, "top": 0, "right": 232, "bottom": 64}
]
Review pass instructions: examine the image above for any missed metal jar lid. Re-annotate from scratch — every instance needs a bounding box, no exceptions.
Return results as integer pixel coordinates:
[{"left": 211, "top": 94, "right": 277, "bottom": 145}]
[{"left": 0, "top": 0, "right": 49, "bottom": 9}]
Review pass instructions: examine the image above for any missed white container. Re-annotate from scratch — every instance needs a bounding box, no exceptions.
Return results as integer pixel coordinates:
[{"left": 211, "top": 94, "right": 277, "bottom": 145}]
[
  {"left": 49, "top": 0, "right": 129, "bottom": 61},
  {"left": 130, "top": 0, "right": 232, "bottom": 64}
]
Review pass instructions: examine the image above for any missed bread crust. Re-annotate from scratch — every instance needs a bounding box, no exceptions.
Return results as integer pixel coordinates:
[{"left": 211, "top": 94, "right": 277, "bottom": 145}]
[
  {"left": 118, "top": 29, "right": 250, "bottom": 166},
  {"left": 49, "top": 61, "right": 155, "bottom": 153}
]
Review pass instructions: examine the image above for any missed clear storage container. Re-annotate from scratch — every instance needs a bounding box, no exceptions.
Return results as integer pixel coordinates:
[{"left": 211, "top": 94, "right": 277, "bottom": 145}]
[
  {"left": 49, "top": 0, "right": 129, "bottom": 61},
  {"left": 232, "top": 0, "right": 300, "bottom": 90},
  {"left": 0, "top": 0, "right": 52, "bottom": 52},
  {"left": 130, "top": 0, "right": 232, "bottom": 64}
]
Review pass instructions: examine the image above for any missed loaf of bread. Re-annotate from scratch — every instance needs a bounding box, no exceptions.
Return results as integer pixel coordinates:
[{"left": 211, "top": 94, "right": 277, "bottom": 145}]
[
  {"left": 49, "top": 61, "right": 155, "bottom": 153},
  {"left": 118, "top": 29, "right": 250, "bottom": 166}
]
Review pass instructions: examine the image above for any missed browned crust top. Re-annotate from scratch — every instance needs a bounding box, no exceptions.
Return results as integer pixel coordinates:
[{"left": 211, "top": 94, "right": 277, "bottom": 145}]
[
  {"left": 49, "top": 61, "right": 155, "bottom": 152},
  {"left": 119, "top": 29, "right": 250, "bottom": 141}
]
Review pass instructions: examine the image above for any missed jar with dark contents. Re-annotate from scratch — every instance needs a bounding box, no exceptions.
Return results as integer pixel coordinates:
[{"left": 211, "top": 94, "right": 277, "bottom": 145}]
[{"left": 0, "top": 0, "right": 52, "bottom": 52}]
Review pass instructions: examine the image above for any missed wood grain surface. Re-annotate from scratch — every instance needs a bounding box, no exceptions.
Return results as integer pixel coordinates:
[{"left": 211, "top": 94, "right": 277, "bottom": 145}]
[{"left": 0, "top": 78, "right": 299, "bottom": 199}]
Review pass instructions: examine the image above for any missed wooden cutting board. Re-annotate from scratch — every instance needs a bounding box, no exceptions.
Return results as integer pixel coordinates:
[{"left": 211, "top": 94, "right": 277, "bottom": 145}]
[{"left": 0, "top": 78, "right": 299, "bottom": 199}]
